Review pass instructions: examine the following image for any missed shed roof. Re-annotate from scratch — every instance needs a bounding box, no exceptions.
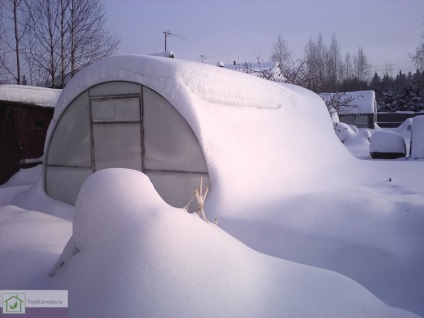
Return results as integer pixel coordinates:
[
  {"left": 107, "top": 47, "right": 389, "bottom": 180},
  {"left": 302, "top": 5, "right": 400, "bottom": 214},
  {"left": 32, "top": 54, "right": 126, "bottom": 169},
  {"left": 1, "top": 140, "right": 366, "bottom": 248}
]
[
  {"left": 320, "top": 90, "right": 376, "bottom": 114},
  {"left": 0, "top": 84, "right": 61, "bottom": 108}
]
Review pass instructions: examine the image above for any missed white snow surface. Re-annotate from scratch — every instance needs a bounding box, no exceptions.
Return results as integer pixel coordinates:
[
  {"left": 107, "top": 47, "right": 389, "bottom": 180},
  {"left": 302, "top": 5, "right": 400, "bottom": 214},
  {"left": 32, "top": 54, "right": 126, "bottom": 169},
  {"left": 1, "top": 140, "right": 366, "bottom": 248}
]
[
  {"left": 0, "top": 84, "right": 61, "bottom": 107},
  {"left": 411, "top": 116, "right": 424, "bottom": 159},
  {"left": 370, "top": 130, "right": 407, "bottom": 154},
  {"left": 1, "top": 56, "right": 424, "bottom": 317},
  {"left": 48, "top": 169, "right": 418, "bottom": 318}
]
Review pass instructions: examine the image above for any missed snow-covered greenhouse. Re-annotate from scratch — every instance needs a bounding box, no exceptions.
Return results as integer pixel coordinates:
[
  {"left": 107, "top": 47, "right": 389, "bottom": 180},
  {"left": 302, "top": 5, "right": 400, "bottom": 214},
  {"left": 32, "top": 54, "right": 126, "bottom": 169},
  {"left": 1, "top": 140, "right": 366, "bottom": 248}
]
[
  {"left": 44, "top": 56, "right": 211, "bottom": 209},
  {"left": 43, "top": 54, "right": 340, "bottom": 211}
]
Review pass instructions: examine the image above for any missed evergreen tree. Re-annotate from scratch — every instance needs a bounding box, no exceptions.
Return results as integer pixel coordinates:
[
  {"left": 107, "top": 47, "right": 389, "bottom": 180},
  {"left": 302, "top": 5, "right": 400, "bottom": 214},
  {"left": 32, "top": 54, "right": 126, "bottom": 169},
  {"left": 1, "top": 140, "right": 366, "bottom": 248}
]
[{"left": 370, "top": 72, "right": 382, "bottom": 98}]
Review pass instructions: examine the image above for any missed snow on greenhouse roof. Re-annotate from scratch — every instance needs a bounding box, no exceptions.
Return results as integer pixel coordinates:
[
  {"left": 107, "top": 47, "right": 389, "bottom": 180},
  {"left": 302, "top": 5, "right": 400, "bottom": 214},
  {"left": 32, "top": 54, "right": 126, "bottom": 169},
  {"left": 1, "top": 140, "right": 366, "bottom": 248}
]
[
  {"left": 46, "top": 54, "right": 352, "bottom": 214},
  {"left": 0, "top": 84, "right": 61, "bottom": 108}
]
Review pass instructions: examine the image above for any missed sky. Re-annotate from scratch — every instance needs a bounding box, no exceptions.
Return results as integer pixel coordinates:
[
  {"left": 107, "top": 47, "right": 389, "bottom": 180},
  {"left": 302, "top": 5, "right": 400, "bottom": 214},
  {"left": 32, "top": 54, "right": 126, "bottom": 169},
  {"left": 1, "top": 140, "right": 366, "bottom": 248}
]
[{"left": 103, "top": 0, "right": 423, "bottom": 76}]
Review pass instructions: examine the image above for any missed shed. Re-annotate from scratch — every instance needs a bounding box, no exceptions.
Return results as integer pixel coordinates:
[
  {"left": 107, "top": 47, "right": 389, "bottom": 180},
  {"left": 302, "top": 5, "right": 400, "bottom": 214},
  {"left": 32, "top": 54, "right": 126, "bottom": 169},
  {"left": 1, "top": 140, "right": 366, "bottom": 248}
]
[
  {"left": 321, "top": 90, "right": 377, "bottom": 129},
  {"left": 43, "top": 55, "right": 343, "bottom": 211},
  {"left": 0, "top": 85, "right": 61, "bottom": 184}
]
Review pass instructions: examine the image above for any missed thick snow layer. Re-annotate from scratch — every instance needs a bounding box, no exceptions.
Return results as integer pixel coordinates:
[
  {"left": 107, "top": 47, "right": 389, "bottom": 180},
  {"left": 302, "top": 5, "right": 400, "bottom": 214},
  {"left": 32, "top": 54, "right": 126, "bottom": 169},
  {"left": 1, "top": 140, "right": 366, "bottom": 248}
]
[
  {"left": 45, "top": 55, "right": 353, "bottom": 206},
  {"left": 0, "top": 84, "right": 61, "bottom": 108},
  {"left": 370, "top": 131, "right": 406, "bottom": 154},
  {"left": 333, "top": 122, "right": 357, "bottom": 142},
  {"left": 46, "top": 169, "right": 418, "bottom": 318},
  {"left": 0, "top": 205, "right": 71, "bottom": 289},
  {"left": 0, "top": 56, "right": 423, "bottom": 317},
  {"left": 410, "top": 116, "right": 424, "bottom": 159},
  {"left": 0, "top": 166, "right": 74, "bottom": 221}
]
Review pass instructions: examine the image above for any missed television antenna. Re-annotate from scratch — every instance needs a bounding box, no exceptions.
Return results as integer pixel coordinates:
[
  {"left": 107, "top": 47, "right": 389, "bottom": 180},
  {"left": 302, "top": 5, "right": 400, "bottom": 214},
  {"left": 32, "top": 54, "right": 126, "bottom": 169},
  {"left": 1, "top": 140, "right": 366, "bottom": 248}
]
[
  {"left": 163, "top": 30, "right": 187, "bottom": 51},
  {"left": 200, "top": 55, "right": 213, "bottom": 63},
  {"left": 252, "top": 50, "right": 262, "bottom": 64}
]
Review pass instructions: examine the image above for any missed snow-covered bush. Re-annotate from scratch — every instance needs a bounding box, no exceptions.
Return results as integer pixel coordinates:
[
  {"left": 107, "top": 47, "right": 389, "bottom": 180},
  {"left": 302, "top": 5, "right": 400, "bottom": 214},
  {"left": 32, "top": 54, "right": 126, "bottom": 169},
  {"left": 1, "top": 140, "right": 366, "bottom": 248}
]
[
  {"left": 370, "top": 131, "right": 406, "bottom": 159},
  {"left": 333, "top": 122, "right": 356, "bottom": 143},
  {"left": 360, "top": 129, "right": 372, "bottom": 141},
  {"left": 349, "top": 124, "right": 359, "bottom": 133},
  {"left": 410, "top": 115, "right": 424, "bottom": 159}
]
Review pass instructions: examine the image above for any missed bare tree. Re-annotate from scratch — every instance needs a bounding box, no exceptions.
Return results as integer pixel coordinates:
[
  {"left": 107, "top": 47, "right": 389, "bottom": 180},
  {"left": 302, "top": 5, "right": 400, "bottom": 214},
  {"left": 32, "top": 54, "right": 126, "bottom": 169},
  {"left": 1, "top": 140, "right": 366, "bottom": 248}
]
[
  {"left": 0, "top": 5, "right": 7, "bottom": 82},
  {"left": 320, "top": 91, "right": 359, "bottom": 117},
  {"left": 25, "top": 0, "right": 61, "bottom": 87},
  {"left": 411, "top": 23, "right": 424, "bottom": 69},
  {"left": 324, "top": 33, "right": 342, "bottom": 90},
  {"left": 68, "top": 0, "right": 120, "bottom": 80},
  {"left": 353, "top": 47, "right": 369, "bottom": 82},
  {"left": 22, "top": 0, "right": 120, "bottom": 88},
  {"left": 270, "top": 35, "right": 309, "bottom": 86},
  {"left": 304, "top": 33, "right": 327, "bottom": 92},
  {"left": 271, "top": 35, "right": 292, "bottom": 77},
  {"left": 0, "top": 0, "right": 27, "bottom": 84},
  {"left": 342, "top": 52, "right": 354, "bottom": 81}
]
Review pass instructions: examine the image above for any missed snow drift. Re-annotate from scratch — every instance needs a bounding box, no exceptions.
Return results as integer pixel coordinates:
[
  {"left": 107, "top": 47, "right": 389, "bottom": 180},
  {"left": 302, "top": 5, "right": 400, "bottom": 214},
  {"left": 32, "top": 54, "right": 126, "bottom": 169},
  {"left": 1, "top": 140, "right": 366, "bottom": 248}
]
[
  {"left": 1, "top": 56, "right": 423, "bottom": 317},
  {"left": 49, "top": 169, "right": 418, "bottom": 318}
]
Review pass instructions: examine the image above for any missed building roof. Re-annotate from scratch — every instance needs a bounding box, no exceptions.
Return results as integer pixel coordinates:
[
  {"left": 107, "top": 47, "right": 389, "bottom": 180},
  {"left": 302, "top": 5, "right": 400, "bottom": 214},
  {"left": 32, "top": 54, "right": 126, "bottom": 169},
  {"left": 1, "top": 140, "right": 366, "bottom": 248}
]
[
  {"left": 0, "top": 84, "right": 61, "bottom": 108},
  {"left": 320, "top": 90, "right": 376, "bottom": 114}
]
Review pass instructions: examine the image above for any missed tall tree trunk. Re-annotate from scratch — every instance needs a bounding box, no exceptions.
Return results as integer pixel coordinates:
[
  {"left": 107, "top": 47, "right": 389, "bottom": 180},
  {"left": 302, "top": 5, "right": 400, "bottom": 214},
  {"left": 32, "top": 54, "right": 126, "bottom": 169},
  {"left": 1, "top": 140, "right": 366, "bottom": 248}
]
[{"left": 13, "top": 0, "right": 20, "bottom": 84}]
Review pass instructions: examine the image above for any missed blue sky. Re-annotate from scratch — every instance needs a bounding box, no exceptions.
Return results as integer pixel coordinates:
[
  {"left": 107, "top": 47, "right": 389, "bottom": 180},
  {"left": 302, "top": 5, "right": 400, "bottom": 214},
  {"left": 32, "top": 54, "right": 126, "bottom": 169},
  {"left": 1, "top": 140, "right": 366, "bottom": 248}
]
[{"left": 104, "top": 0, "right": 423, "bottom": 76}]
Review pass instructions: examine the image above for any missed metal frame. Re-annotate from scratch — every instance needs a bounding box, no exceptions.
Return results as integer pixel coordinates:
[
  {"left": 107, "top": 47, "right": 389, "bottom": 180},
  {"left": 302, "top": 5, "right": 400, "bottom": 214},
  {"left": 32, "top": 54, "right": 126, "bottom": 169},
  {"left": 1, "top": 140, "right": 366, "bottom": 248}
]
[
  {"left": 89, "top": 93, "right": 143, "bottom": 172},
  {"left": 44, "top": 80, "right": 209, "bottom": 205}
]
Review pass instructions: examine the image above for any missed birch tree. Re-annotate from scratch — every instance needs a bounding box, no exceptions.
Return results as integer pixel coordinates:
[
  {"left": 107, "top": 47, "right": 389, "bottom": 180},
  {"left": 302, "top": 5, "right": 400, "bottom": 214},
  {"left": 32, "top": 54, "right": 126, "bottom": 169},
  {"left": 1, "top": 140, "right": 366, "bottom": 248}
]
[
  {"left": 411, "top": 23, "right": 424, "bottom": 69},
  {"left": 304, "top": 33, "right": 327, "bottom": 92},
  {"left": 0, "top": 0, "right": 27, "bottom": 84},
  {"left": 23, "top": 0, "right": 120, "bottom": 87},
  {"left": 353, "top": 47, "right": 369, "bottom": 82}
]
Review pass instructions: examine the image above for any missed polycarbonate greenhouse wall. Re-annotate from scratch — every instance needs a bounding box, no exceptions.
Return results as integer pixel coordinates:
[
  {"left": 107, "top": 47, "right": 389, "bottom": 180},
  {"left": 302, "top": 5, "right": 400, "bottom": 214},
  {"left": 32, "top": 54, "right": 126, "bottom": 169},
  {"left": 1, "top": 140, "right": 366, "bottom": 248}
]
[{"left": 45, "top": 81, "right": 209, "bottom": 211}]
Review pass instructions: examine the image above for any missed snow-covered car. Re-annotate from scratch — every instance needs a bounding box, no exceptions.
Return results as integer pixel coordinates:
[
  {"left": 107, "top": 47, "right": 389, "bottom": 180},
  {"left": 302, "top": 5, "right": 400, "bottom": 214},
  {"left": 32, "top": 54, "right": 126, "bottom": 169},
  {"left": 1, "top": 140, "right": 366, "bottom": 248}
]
[{"left": 370, "top": 130, "right": 406, "bottom": 159}]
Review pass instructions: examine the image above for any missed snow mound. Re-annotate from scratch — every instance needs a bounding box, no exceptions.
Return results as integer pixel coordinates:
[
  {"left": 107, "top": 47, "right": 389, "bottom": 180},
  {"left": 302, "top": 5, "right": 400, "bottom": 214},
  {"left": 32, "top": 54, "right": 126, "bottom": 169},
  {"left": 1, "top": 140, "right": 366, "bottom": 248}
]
[
  {"left": 370, "top": 131, "right": 406, "bottom": 158},
  {"left": 410, "top": 115, "right": 424, "bottom": 159},
  {"left": 0, "top": 205, "right": 71, "bottom": 289},
  {"left": 333, "top": 122, "right": 356, "bottom": 142},
  {"left": 395, "top": 118, "right": 413, "bottom": 139},
  {"left": 50, "top": 169, "right": 418, "bottom": 318}
]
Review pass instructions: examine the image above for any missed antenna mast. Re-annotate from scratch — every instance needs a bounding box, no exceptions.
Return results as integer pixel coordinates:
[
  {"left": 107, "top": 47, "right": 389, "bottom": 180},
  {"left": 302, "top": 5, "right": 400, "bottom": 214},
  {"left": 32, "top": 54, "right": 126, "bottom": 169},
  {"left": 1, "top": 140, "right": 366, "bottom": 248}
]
[
  {"left": 163, "top": 30, "right": 187, "bottom": 51},
  {"left": 200, "top": 55, "right": 213, "bottom": 63}
]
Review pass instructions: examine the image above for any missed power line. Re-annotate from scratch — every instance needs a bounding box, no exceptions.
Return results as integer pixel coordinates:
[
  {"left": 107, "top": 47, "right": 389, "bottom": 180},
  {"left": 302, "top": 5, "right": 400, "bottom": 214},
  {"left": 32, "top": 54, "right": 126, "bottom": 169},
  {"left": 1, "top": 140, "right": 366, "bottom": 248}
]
[
  {"left": 371, "top": 60, "right": 412, "bottom": 68},
  {"left": 162, "top": 30, "right": 187, "bottom": 51}
]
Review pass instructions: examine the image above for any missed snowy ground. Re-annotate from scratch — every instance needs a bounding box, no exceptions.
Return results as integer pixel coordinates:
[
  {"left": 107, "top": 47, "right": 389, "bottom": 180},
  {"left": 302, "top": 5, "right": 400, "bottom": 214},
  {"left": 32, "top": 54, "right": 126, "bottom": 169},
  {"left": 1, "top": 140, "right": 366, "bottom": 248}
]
[
  {"left": 0, "top": 126, "right": 423, "bottom": 318},
  {"left": 0, "top": 57, "right": 423, "bottom": 317}
]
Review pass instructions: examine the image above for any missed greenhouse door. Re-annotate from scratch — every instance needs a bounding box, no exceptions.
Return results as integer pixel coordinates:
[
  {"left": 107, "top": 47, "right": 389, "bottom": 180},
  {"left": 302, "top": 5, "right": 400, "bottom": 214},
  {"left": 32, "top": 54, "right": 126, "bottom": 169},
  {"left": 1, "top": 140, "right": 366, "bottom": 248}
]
[{"left": 90, "top": 96, "right": 143, "bottom": 171}]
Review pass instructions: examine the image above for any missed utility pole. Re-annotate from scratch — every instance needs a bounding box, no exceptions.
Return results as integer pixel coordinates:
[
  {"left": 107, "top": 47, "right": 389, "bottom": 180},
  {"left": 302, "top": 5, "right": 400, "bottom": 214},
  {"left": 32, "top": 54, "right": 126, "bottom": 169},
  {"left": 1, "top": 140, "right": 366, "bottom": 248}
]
[{"left": 163, "top": 30, "right": 187, "bottom": 51}]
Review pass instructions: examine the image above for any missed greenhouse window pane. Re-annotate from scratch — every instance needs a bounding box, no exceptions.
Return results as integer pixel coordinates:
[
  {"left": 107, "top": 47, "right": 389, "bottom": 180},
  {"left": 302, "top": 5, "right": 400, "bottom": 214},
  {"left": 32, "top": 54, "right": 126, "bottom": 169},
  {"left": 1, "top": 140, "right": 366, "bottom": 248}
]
[
  {"left": 46, "top": 92, "right": 91, "bottom": 167},
  {"left": 91, "top": 97, "right": 140, "bottom": 122},
  {"left": 93, "top": 123, "right": 142, "bottom": 171},
  {"left": 143, "top": 87, "right": 207, "bottom": 173},
  {"left": 45, "top": 166, "right": 92, "bottom": 205}
]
